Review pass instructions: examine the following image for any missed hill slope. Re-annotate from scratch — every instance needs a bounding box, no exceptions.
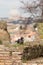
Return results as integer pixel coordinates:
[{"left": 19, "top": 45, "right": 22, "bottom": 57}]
[{"left": 0, "top": 21, "right": 10, "bottom": 44}]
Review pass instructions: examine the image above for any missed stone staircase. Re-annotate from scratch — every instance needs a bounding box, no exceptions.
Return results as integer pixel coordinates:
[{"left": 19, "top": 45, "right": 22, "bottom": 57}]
[
  {"left": 0, "top": 53, "right": 12, "bottom": 65},
  {"left": 0, "top": 45, "right": 43, "bottom": 65},
  {"left": 0, "top": 45, "right": 22, "bottom": 65},
  {"left": 0, "top": 51, "right": 43, "bottom": 65},
  {"left": 0, "top": 52, "right": 22, "bottom": 65}
]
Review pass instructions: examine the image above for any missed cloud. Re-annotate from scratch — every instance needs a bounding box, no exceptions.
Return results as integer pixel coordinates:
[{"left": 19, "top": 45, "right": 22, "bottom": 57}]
[
  {"left": 10, "top": 9, "right": 20, "bottom": 16},
  {"left": 0, "top": 0, "right": 41, "bottom": 18},
  {"left": 9, "top": 9, "right": 21, "bottom": 20},
  {"left": 0, "top": 0, "right": 20, "bottom": 17}
]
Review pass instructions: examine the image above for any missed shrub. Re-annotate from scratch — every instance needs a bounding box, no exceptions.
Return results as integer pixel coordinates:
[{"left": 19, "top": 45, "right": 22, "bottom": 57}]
[
  {"left": 20, "top": 26, "right": 22, "bottom": 29},
  {"left": 21, "top": 45, "right": 43, "bottom": 62},
  {"left": 0, "top": 40, "right": 2, "bottom": 45},
  {"left": 39, "top": 35, "right": 43, "bottom": 39},
  {"left": 9, "top": 51, "right": 12, "bottom": 56},
  {"left": 38, "top": 22, "right": 43, "bottom": 39},
  {"left": 0, "top": 21, "right": 7, "bottom": 31}
]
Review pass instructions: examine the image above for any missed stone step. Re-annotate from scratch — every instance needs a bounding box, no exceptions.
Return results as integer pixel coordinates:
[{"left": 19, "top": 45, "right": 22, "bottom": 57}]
[
  {"left": 0, "top": 51, "right": 9, "bottom": 54},
  {"left": 12, "top": 52, "right": 22, "bottom": 55},
  {"left": 0, "top": 63, "right": 12, "bottom": 65},
  {"left": 0, "top": 62, "right": 42, "bottom": 65},
  {"left": 0, "top": 60, "right": 12, "bottom": 65},
  {"left": 0, "top": 56, "right": 10, "bottom": 60},
  {"left": 12, "top": 52, "right": 22, "bottom": 60},
  {"left": 0, "top": 63, "right": 4, "bottom": 65},
  {"left": 0, "top": 52, "right": 10, "bottom": 56},
  {"left": 4, "top": 63, "right": 12, "bottom": 65},
  {"left": 12, "top": 56, "right": 21, "bottom": 60}
]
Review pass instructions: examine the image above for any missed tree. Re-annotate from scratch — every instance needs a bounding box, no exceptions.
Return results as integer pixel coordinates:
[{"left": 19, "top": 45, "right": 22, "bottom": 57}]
[
  {"left": 20, "top": 0, "right": 42, "bottom": 18},
  {"left": 41, "top": 0, "right": 43, "bottom": 16},
  {"left": 19, "top": 0, "right": 43, "bottom": 27}
]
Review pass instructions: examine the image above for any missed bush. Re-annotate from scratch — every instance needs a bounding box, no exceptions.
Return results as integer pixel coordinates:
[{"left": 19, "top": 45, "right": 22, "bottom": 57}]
[
  {"left": 0, "top": 40, "right": 2, "bottom": 45},
  {"left": 38, "top": 22, "right": 43, "bottom": 39},
  {"left": 20, "top": 26, "right": 22, "bottom": 29},
  {"left": 39, "top": 35, "right": 43, "bottom": 39},
  {"left": 0, "top": 21, "right": 7, "bottom": 31},
  {"left": 9, "top": 51, "right": 12, "bottom": 56},
  {"left": 21, "top": 45, "right": 43, "bottom": 62}
]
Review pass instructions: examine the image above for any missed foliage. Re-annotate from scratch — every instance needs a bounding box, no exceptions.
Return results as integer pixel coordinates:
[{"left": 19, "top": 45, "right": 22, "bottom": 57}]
[
  {"left": 13, "top": 43, "right": 20, "bottom": 48},
  {"left": 21, "top": 45, "right": 43, "bottom": 62},
  {"left": 0, "top": 21, "right": 10, "bottom": 43},
  {"left": 0, "top": 21, "right": 7, "bottom": 31},
  {"left": 39, "top": 35, "right": 43, "bottom": 39},
  {"left": 9, "top": 51, "right": 12, "bottom": 56},
  {"left": 20, "top": 26, "right": 23, "bottom": 30},
  {"left": 38, "top": 22, "right": 43, "bottom": 39},
  {"left": 0, "top": 40, "right": 2, "bottom": 45}
]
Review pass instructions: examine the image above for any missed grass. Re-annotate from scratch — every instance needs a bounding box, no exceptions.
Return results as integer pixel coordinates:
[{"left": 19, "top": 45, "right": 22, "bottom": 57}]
[
  {"left": 38, "top": 22, "right": 43, "bottom": 39},
  {"left": 13, "top": 42, "right": 30, "bottom": 48},
  {"left": 13, "top": 43, "right": 21, "bottom": 48}
]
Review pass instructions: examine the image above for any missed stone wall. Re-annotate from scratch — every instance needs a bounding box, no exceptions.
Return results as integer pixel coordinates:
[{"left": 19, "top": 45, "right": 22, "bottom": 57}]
[{"left": 0, "top": 49, "right": 43, "bottom": 65}]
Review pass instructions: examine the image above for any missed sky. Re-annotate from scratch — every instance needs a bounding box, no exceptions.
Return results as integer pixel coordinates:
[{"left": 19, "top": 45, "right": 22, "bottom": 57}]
[
  {"left": 0, "top": 0, "right": 42, "bottom": 18},
  {"left": 0, "top": 0, "right": 20, "bottom": 18}
]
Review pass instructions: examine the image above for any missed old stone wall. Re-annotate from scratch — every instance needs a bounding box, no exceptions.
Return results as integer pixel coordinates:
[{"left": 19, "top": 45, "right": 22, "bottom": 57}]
[{"left": 0, "top": 46, "right": 43, "bottom": 65}]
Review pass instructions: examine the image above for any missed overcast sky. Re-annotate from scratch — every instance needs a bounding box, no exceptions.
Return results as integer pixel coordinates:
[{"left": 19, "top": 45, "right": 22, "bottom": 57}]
[
  {"left": 0, "top": 0, "right": 20, "bottom": 17},
  {"left": 0, "top": 0, "right": 42, "bottom": 18}
]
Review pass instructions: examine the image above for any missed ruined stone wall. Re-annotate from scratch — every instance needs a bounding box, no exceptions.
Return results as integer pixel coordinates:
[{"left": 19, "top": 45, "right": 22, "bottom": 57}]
[
  {"left": 0, "top": 45, "right": 43, "bottom": 65},
  {"left": 0, "top": 49, "right": 43, "bottom": 65}
]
